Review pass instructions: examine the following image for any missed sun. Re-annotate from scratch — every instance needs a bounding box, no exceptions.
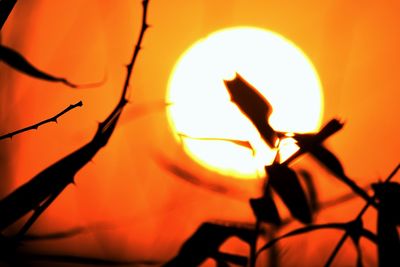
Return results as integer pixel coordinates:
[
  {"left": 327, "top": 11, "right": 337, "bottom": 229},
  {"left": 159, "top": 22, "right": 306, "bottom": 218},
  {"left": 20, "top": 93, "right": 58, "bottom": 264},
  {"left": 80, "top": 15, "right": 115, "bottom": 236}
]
[{"left": 166, "top": 27, "right": 323, "bottom": 179}]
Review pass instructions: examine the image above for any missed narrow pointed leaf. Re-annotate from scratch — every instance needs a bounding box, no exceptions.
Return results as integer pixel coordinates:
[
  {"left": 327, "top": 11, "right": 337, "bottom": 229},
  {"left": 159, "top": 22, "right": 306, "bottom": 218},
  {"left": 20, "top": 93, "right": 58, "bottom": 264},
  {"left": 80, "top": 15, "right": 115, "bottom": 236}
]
[
  {"left": 308, "top": 144, "right": 345, "bottom": 178},
  {"left": 267, "top": 164, "right": 311, "bottom": 224},
  {"left": 0, "top": 45, "right": 80, "bottom": 87},
  {"left": 298, "top": 169, "right": 319, "bottom": 213},
  {"left": 224, "top": 73, "right": 278, "bottom": 147},
  {"left": 313, "top": 118, "right": 344, "bottom": 142}
]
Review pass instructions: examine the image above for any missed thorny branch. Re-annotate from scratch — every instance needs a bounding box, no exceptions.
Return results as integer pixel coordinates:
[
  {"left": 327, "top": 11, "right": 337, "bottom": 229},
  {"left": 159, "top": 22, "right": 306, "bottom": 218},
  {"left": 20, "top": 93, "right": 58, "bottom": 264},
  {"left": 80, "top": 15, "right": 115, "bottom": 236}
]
[
  {"left": 0, "top": 0, "right": 150, "bottom": 240},
  {"left": 0, "top": 101, "right": 82, "bottom": 140}
]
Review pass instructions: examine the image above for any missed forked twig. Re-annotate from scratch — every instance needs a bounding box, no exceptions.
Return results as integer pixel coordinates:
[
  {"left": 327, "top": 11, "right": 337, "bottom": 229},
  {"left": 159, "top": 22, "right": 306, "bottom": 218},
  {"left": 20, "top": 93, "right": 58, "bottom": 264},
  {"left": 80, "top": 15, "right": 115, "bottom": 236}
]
[
  {"left": 0, "top": 101, "right": 82, "bottom": 140},
  {"left": 324, "top": 163, "right": 399, "bottom": 267}
]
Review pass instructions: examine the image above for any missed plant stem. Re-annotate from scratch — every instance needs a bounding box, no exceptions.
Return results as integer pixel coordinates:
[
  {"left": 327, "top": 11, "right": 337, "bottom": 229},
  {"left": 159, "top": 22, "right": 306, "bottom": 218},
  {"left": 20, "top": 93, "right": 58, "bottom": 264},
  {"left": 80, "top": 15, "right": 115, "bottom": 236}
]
[{"left": 249, "top": 219, "right": 260, "bottom": 267}]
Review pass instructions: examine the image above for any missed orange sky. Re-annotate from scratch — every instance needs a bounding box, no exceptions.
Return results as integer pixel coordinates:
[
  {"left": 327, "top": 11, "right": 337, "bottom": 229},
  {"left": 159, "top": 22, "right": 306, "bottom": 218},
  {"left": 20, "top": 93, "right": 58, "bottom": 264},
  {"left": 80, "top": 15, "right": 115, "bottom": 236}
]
[{"left": 0, "top": 0, "right": 399, "bottom": 266}]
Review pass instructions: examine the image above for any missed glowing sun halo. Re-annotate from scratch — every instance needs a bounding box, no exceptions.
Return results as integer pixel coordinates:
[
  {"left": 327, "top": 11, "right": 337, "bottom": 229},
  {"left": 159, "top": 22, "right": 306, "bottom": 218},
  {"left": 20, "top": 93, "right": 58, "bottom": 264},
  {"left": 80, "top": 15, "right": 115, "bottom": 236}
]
[{"left": 166, "top": 27, "right": 324, "bottom": 179}]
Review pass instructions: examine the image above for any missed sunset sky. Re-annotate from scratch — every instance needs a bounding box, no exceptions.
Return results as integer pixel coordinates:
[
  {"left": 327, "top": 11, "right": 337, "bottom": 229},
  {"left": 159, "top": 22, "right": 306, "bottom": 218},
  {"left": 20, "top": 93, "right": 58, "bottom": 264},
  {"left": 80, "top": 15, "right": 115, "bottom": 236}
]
[{"left": 0, "top": 1, "right": 399, "bottom": 266}]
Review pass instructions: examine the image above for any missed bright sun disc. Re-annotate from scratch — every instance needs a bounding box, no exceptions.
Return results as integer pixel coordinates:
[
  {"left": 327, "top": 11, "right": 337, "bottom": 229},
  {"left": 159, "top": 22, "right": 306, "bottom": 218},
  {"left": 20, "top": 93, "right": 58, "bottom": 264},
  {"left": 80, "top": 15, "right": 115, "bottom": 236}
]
[{"left": 166, "top": 27, "right": 324, "bottom": 179}]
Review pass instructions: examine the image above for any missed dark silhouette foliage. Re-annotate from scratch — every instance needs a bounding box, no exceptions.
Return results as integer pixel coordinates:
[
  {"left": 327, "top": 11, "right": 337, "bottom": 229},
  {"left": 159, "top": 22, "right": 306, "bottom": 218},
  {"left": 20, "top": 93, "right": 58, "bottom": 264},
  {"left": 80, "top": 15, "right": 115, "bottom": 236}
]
[
  {"left": 267, "top": 164, "right": 312, "bottom": 224},
  {"left": 0, "top": 2, "right": 398, "bottom": 266},
  {"left": 165, "top": 72, "right": 399, "bottom": 267},
  {"left": 224, "top": 73, "right": 278, "bottom": 148}
]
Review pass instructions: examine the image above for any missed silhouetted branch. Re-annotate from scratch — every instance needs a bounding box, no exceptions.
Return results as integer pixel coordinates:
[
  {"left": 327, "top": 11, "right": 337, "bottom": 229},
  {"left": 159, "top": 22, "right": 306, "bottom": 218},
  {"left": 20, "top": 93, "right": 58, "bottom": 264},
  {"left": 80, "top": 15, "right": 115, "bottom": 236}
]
[
  {"left": 0, "top": 0, "right": 16, "bottom": 29},
  {"left": 0, "top": 0, "right": 151, "bottom": 237},
  {"left": 256, "top": 222, "right": 377, "bottom": 259},
  {"left": 290, "top": 120, "right": 374, "bottom": 207},
  {"left": 0, "top": 101, "right": 82, "bottom": 140},
  {"left": 324, "top": 163, "right": 400, "bottom": 267},
  {"left": 249, "top": 219, "right": 260, "bottom": 267}
]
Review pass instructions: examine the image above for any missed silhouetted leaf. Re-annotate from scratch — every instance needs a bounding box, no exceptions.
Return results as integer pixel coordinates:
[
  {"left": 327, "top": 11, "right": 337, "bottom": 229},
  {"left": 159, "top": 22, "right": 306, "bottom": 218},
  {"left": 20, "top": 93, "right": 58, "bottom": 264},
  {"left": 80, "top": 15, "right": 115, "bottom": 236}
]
[
  {"left": 267, "top": 164, "right": 311, "bottom": 224},
  {"left": 224, "top": 73, "right": 278, "bottom": 148},
  {"left": 250, "top": 194, "right": 281, "bottom": 225},
  {"left": 164, "top": 222, "right": 255, "bottom": 267},
  {"left": 293, "top": 119, "right": 343, "bottom": 149},
  {"left": 293, "top": 121, "right": 372, "bottom": 205},
  {"left": 298, "top": 169, "right": 319, "bottom": 213},
  {"left": 309, "top": 144, "right": 345, "bottom": 178},
  {"left": 0, "top": 0, "right": 16, "bottom": 29},
  {"left": 0, "top": 44, "right": 104, "bottom": 88}
]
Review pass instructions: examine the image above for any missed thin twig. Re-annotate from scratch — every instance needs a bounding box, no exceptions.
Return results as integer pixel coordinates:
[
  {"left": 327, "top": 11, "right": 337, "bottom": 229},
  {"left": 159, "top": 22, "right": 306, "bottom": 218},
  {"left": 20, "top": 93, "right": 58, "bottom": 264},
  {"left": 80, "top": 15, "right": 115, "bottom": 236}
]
[
  {"left": 324, "top": 163, "right": 400, "bottom": 267},
  {"left": 249, "top": 219, "right": 260, "bottom": 267},
  {"left": 0, "top": 101, "right": 82, "bottom": 140},
  {"left": 256, "top": 222, "right": 377, "bottom": 259}
]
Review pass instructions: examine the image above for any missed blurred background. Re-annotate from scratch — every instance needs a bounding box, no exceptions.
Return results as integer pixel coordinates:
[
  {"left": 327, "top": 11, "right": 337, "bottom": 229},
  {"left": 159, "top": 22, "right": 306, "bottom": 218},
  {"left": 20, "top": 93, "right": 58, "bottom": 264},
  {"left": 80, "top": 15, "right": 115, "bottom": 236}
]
[{"left": 0, "top": 0, "right": 399, "bottom": 266}]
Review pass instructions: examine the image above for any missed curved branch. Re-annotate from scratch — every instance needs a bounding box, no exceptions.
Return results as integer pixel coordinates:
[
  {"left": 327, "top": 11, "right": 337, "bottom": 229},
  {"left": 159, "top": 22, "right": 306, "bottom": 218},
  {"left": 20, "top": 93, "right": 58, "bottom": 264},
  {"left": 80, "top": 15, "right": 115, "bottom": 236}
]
[{"left": 256, "top": 223, "right": 377, "bottom": 258}]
